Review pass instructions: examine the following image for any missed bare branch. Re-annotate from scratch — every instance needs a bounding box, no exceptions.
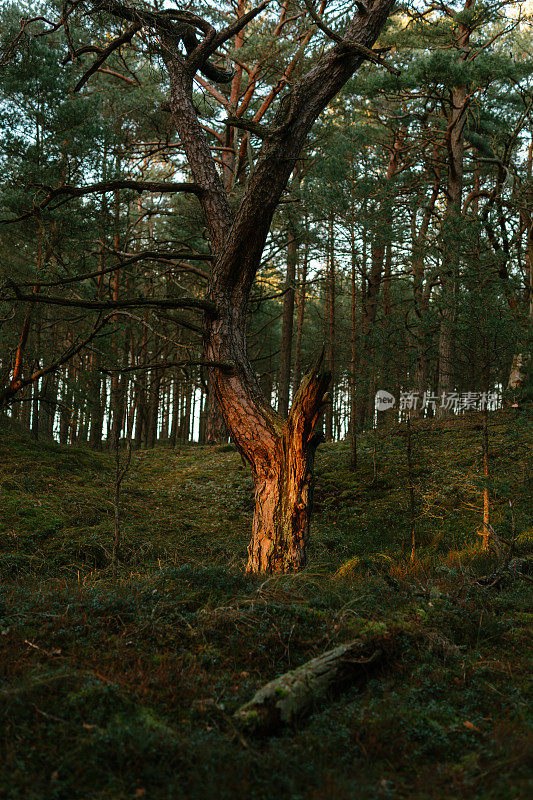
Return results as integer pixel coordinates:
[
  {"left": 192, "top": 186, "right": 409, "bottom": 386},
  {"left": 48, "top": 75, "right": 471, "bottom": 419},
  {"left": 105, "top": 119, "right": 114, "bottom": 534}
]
[
  {"left": 16, "top": 250, "right": 210, "bottom": 290},
  {"left": 104, "top": 247, "right": 214, "bottom": 263},
  {"left": 101, "top": 359, "right": 233, "bottom": 375},
  {"left": 336, "top": 41, "right": 400, "bottom": 75},
  {"left": 207, "top": 1, "right": 272, "bottom": 54},
  {"left": 0, "top": 313, "right": 113, "bottom": 404},
  {"left": 302, "top": 0, "right": 343, "bottom": 43},
  {"left": 1, "top": 180, "right": 204, "bottom": 225},
  {"left": 3, "top": 283, "right": 217, "bottom": 315},
  {"left": 92, "top": 0, "right": 234, "bottom": 83},
  {"left": 73, "top": 22, "right": 141, "bottom": 91},
  {"left": 303, "top": 0, "right": 399, "bottom": 75},
  {"left": 225, "top": 116, "right": 269, "bottom": 138}
]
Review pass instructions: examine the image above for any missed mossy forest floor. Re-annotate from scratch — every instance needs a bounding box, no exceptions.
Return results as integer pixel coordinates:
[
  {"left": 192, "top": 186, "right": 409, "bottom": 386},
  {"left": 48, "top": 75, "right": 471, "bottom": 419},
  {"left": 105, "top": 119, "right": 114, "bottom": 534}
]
[{"left": 1, "top": 410, "right": 532, "bottom": 799}]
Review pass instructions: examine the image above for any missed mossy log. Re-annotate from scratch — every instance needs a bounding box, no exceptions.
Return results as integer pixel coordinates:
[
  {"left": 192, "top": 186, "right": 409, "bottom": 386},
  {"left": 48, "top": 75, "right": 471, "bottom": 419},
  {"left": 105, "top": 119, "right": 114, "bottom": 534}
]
[
  {"left": 234, "top": 640, "right": 383, "bottom": 735},
  {"left": 476, "top": 555, "right": 533, "bottom": 587}
]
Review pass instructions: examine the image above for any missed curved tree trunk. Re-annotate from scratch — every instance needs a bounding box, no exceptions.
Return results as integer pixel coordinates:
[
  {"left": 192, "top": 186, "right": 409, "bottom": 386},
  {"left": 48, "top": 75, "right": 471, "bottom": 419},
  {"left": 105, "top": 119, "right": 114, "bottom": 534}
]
[
  {"left": 2, "top": 0, "right": 396, "bottom": 569},
  {"left": 159, "top": 0, "right": 395, "bottom": 572},
  {"left": 205, "top": 295, "right": 330, "bottom": 573}
]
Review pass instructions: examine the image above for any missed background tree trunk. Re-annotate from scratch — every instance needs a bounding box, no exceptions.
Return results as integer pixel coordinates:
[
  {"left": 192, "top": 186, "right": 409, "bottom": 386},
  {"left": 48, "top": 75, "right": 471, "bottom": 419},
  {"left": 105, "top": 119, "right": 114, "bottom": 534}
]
[
  {"left": 292, "top": 231, "right": 308, "bottom": 397},
  {"left": 277, "top": 227, "right": 298, "bottom": 418},
  {"left": 325, "top": 217, "right": 335, "bottom": 441}
]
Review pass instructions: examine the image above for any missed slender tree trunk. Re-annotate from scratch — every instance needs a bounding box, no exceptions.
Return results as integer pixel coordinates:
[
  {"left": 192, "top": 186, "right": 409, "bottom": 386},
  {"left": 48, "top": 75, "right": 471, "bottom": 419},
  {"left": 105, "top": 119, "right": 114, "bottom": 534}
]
[
  {"left": 89, "top": 370, "right": 104, "bottom": 449},
  {"left": 108, "top": 179, "right": 123, "bottom": 443},
  {"left": 59, "top": 372, "right": 71, "bottom": 445},
  {"left": 20, "top": 375, "right": 31, "bottom": 430},
  {"left": 170, "top": 377, "right": 180, "bottom": 447},
  {"left": 481, "top": 404, "right": 490, "bottom": 551},
  {"left": 40, "top": 374, "right": 57, "bottom": 440},
  {"left": 146, "top": 369, "right": 161, "bottom": 448},
  {"left": 31, "top": 364, "right": 40, "bottom": 440},
  {"left": 180, "top": 381, "right": 192, "bottom": 444},
  {"left": 436, "top": 298, "right": 455, "bottom": 412},
  {"left": 190, "top": 381, "right": 197, "bottom": 442},
  {"left": 324, "top": 217, "right": 336, "bottom": 441},
  {"left": 126, "top": 375, "right": 136, "bottom": 443},
  {"left": 437, "top": 8, "right": 471, "bottom": 413},
  {"left": 383, "top": 241, "right": 392, "bottom": 317},
  {"left": 292, "top": 229, "right": 308, "bottom": 396},
  {"left": 278, "top": 226, "right": 298, "bottom": 417},
  {"left": 134, "top": 324, "right": 148, "bottom": 448},
  {"left": 39, "top": 318, "right": 57, "bottom": 440},
  {"left": 406, "top": 413, "right": 416, "bottom": 562},
  {"left": 349, "top": 222, "right": 358, "bottom": 470},
  {"left": 10, "top": 286, "right": 38, "bottom": 396},
  {"left": 508, "top": 138, "right": 533, "bottom": 392}
]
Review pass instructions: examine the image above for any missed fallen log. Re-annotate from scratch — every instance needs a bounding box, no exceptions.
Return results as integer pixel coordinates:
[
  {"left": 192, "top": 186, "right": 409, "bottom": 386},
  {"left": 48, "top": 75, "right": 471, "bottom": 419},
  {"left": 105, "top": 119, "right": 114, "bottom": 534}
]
[
  {"left": 234, "top": 640, "right": 383, "bottom": 735},
  {"left": 475, "top": 555, "right": 533, "bottom": 588}
]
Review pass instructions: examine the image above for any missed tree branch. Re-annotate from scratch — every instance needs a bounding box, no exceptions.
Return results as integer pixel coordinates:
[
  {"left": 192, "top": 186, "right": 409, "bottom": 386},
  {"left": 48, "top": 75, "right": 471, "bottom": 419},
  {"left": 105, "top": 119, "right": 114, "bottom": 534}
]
[
  {"left": 217, "top": 0, "right": 397, "bottom": 290},
  {"left": 0, "top": 313, "right": 113, "bottom": 404},
  {"left": 92, "top": 0, "right": 234, "bottom": 83},
  {"left": 3, "top": 283, "right": 217, "bottom": 315},
  {"left": 303, "top": 0, "right": 399, "bottom": 74},
  {"left": 101, "top": 359, "right": 233, "bottom": 375},
  {"left": 1, "top": 180, "right": 204, "bottom": 225},
  {"left": 73, "top": 22, "right": 141, "bottom": 91},
  {"left": 225, "top": 115, "right": 269, "bottom": 138}
]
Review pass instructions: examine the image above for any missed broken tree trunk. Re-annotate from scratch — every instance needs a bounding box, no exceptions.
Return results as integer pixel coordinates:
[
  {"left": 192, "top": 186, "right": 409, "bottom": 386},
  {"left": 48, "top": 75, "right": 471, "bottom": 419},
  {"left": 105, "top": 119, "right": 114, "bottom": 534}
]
[
  {"left": 243, "top": 354, "right": 331, "bottom": 573},
  {"left": 234, "top": 639, "right": 383, "bottom": 735}
]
